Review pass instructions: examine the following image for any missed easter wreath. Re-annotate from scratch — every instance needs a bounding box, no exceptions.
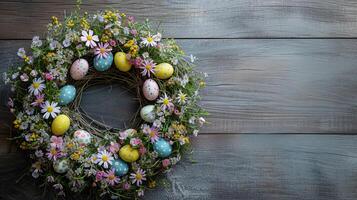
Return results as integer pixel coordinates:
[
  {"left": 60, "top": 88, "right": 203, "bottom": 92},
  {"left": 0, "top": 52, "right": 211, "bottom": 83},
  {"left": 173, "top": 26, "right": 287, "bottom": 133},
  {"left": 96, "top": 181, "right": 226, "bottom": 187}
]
[{"left": 4, "top": 5, "right": 207, "bottom": 199}]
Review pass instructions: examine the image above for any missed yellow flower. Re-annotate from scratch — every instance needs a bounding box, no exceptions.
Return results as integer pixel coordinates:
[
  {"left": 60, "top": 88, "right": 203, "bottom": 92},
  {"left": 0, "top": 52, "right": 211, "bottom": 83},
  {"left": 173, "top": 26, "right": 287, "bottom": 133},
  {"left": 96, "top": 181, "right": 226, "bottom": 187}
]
[
  {"left": 101, "top": 34, "right": 110, "bottom": 43},
  {"left": 20, "top": 141, "right": 29, "bottom": 149},
  {"left": 124, "top": 39, "right": 135, "bottom": 48},
  {"left": 71, "top": 152, "right": 80, "bottom": 160},
  {"left": 120, "top": 13, "right": 126, "bottom": 18},
  {"left": 66, "top": 142, "right": 74, "bottom": 149},
  {"left": 104, "top": 10, "right": 118, "bottom": 22},
  {"left": 13, "top": 119, "right": 20, "bottom": 128},
  {"left": 66, "top": 19, "right": 75, "bottom": 28},
  {"left": 129, "top": 45, "right": 139, "bottom": 57},
  {"left": 199, "top": 81, "right": 206, "bottom": 88},
  {"left": 51, "top": 16, "right": 59, "bottom": 25},
  {"left": 148, "top": 180, "right": 156, "bottom": 188},
  {"left": 80, "top": 18, "right": 90, "bottom": 30}
]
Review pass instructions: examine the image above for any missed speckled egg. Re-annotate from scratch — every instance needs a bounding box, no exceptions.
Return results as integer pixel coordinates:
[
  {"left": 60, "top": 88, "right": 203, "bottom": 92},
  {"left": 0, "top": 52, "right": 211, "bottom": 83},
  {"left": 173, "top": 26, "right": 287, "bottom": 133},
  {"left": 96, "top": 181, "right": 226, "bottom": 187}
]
[
  {"left": 53, "top": 159, "right": 69, "bottom": 174},
  {"left": 112, "top": 159, "right": 129, "bottom": 176},
  {"left": 154, "top": 138, "right": 172, "bottom": 158},
  {"left": 59, "top": 85, "right": 76, "bottom": 105},
  {"left": 94, "top": 52, "right": 113, "bottom": 71},
  {"left": 73, "top": 129, "right": 91, "bottom": 145},
  {"left": 70, "top": 59, "right": 89, "bottom": 80},
  {"left": 140, "top": 105, "right": 156, "bottom": 123},
  {"left": 155, "top": 63, "right": 174, "bottom": 79},
  {"left": 142, "top": 79, "right": 159, "bottom": 101}
]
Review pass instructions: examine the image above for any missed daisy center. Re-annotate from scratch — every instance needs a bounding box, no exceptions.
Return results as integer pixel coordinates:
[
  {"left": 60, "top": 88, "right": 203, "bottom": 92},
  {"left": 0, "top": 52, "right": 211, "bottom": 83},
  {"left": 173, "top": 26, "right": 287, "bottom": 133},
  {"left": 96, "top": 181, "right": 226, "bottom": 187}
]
[
  {"left": 135, "top": 173, "right": 143, "bottom": 180},
  {"left": 180, "top": 95, "right": 186, "bottom": 101},
  {"left": 108, "top": 174, "right": 115, "bottom": 180},
  {"left": 100, "top": 48, "right": 106, "bottom": 54},
  {"left": 149, "top": 131, "right": 156, "bottom": 137},
  {"left": 102, "top": 155, "right": 109, "bottom": 162},
  {"left": 145, "top": 64, "right": 152, "bottom": 70},
  {"left": 87, "top": 35, "right": 93, "bottom": 41},
  {"left": 147, "top": 37, "right": 153, "bottom": 43},
  {"left": 47, "top": 106, "right": 54, "bottom": 113},
  {"left": 163, "top": 98, "right": 169, "bottom": 105},
  {"left": 50, "top": 148, "right": 57, "bottom": 155},
  {"left": 33, "top": 82, "right": 40, "bottom": 89}
]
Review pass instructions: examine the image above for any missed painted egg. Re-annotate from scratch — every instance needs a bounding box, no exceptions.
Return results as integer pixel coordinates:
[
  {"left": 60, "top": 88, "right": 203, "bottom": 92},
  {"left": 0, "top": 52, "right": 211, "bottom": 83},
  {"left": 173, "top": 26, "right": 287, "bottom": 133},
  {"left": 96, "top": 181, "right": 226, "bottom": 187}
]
[
  {"left": 53, "top": 159, "right": 69, "bottom": 174},
  {"left": 140, "top": 105, "right": 156, "bottom": 123},
  {"left": 112, "top": 159, "right": 129, "bottom": 176},
  {"left": 51, "top": 114, "right": 70, "bottom": 136},
  {"left": 73, "top": 129, "right": 91, "bottom": 145},
  {"left": 143, "top": 79, "right": 159, "bottom": 101},
  {"left": 59, "top": 85, "right": 76, "bottom": 105},
  {"left": 114, "top": 52, "right": 132, "bottom": 72},
  {"left": 70, "top": 59, "right": 89, "bottom": 80},
  {"left": 119, "top": 144, "right": 139, "bottom": 163},
  {"left": 94, "top": 52, "right": 113, "bottom": 71},
  {"left": 155, "top": 63, "right": 174, "bottom": 79},
  {"left": 154, "top": 138, "right": 172, "bottom": 158}
]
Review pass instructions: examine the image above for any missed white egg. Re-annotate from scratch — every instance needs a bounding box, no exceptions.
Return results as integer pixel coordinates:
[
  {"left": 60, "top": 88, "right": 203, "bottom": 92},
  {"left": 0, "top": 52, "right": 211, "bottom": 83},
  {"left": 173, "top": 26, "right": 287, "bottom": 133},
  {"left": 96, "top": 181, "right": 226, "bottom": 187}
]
[
  {"left": 70, "top": 59, "right": 89, "bottom": 80},
  {"left": 73, "top": 129, "right": 91, "bottom": 145},
  {"left": 140, "top": 105, "right": 156, "bottom": 122},
  {"left": 53, "top": 159, "right": 69, "bottom": 174},
  {"left": 142, "top": 79, "right": 159, "bottom": 101}
]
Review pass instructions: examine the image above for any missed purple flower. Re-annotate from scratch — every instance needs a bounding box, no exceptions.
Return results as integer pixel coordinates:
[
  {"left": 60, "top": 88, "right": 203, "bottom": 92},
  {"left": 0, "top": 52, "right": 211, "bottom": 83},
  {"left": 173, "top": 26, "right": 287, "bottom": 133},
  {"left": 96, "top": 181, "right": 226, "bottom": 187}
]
[
  {"left": 31, "top": 93, "right": 45, "bottom": 107},
  {"left": 104, "top": 169, "right": 120, "bottom": 186},
  {"left": 130, "top": 168, "right": 146, "bottom": 186},
  {"left": 50, "top": 136, "right": 63, "bottom": 148},
  {"left": 95, "top": 171, "right": 105, "bottom": 182},
  {"left": 139, "top": 59, "right": 156, "bottom": 77},
  {"left": 108, "top": 142, "right": 120, "bottom": 154},
  {"left": 143, "top": 126, "right": 159, "bottom": 143},
  {"left": 94, "top": 42, "right": 112, "bottom": 59},
  {"left": 130, "top": 138, "right": 142, "bottom": 147}
]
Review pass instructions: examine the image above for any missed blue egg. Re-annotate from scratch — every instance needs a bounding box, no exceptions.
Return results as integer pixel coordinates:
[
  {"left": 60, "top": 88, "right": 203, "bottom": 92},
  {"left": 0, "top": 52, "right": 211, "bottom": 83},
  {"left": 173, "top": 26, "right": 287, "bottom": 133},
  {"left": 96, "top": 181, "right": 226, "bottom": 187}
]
[
  {"left": 154, "top": 138, "right": 172, "bottom": 158},
  {"left": 93, "top": 52, "right": 113, "bottom": 71},
  {"left": 112, "top": 159, "right": 129, "bottom": 176},
  {"left": 59, "top": 85, "right": 76, "bottom": 105}
]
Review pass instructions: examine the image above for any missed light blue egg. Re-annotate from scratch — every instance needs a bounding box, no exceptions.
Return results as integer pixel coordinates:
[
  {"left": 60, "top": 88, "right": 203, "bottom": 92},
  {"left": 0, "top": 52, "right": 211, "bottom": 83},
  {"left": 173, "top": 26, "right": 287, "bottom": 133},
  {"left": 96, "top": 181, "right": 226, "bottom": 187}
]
[
  {"left": 112, "top": 159, "right": 129, "bottom": 176},
  {"left": 154, "top": 138, "right": 172, "bottom": 158},
  {"left": 93, "top": 52, "right": 113, "bottom": 71},
  {"left": 59, "top": 85, "right": 76, "bottom": 105}
]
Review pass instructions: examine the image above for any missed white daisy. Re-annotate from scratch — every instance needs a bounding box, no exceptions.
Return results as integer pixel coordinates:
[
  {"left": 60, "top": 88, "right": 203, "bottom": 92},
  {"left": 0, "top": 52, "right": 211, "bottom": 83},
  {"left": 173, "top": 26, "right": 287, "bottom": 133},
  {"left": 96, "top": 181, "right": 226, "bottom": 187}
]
[
  {"left": 41, "top": 101, "right": 60, "bottom": 119},
  {"left": 157, "top": 93, "right": 174, "bottom": 111},
  {"left": 140, "top": 33, "right": 160, "bottom": 47},
  {"left": 80, "top": 30, "right": 99, "bottom": 48},
  {"left": 96, "top": 150, "right": 114, "bottom": 169},
  {"left": 176, "top": 90, "right": 187, "bottom": 104},
  {"left": 28, "top": 78, "right": 45, "bottom": 95}
]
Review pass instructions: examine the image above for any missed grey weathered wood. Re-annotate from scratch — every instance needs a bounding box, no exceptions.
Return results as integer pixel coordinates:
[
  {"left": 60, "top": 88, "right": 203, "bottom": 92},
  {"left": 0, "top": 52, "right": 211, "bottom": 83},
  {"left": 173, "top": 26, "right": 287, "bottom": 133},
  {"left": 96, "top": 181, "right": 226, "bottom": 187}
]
[
  {"left": 1, "top": 0, "right": 357, "bottom": 39},
  {"left": 1, "top": 134, "right": 357, "bottom": 200},
  {"left": 2, "top": 40, "right": 357, "bottom": 134}
]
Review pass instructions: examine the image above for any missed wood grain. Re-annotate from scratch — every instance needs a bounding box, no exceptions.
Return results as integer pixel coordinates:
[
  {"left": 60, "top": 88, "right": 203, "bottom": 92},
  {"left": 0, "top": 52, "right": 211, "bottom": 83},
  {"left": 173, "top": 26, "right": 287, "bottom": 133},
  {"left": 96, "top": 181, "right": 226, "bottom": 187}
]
[
  {"left": 1, "top": 0, "right": 357, "bottom": 39},
  {"left": 2, "top": 39, "right": 357, "bottom": 134},
  {"left": 1, "top": 134, "right": 357, "bottom": 200}
]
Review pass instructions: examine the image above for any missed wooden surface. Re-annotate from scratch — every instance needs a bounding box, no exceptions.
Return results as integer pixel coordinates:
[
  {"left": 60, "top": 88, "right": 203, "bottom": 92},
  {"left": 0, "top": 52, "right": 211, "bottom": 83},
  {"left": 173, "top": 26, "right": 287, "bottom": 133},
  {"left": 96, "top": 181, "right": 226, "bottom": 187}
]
[{"left": 1, "top": 0, "right": 357, "bottom": 199}]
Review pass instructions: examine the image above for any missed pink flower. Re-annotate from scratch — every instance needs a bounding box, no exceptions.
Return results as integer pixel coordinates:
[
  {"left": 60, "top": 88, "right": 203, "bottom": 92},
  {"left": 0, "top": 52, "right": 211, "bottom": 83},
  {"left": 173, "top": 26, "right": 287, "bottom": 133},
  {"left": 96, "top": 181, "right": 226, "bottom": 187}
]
[
  {"left": 130, "top": 168, "right": 146, "bottom": 186},
  {"left": 139, "top": 59, "right": 156, "bottom": 77},
  {"left": 139, "top": 145, "right": 147, "bottom": 155},
  {"left": 123, "top": 182, "right": 131, "bottom": 190},
  {"left": 108, "top": 142, "right": 120, "bottom": 154},
  {"left": 44, "top": 72, "right": 53, "bottom": 81},
  {"left": 130, "top": 138, "right": 142, "bottom": 147},
  {"left": 143, "top": 126, "right": 159, "bottom": 143},
  {"left": 95, "top": 171, "right": 105, "bottom": 182},
  {"left": 132, "top": 57, "right": 143, "bottom": 67},
  {"left": 50, "top": 136, "right": 63, "bottom": 148},
  {"left": 20, "top": 73, "right": 29, "bottom": 82},
  {"left": 130, "top": 29, "right": 137, "bottom": 36},
  {"left": 162, "top": 159, "right": 171, "bottom": 168},
  {"left": 109, "top": 39, "right": 117, "bottom": 47},
  {"left": 94, "top": 42, "right": 112, "bottom": 59},
  {"left": 127, "top": 16, "right": 135, "bottom": 23},
  {"left": 46, "top": 148, "right": 63, "bottom": 161},
  {"left": 104, "top": 169, "right": 120, "bottom": 186},
  {"left": 174, "top": 108, "right": 181, "bottom": 116},
  {"left": 31, "top": 93, "right": 45, "bottom": 107}
]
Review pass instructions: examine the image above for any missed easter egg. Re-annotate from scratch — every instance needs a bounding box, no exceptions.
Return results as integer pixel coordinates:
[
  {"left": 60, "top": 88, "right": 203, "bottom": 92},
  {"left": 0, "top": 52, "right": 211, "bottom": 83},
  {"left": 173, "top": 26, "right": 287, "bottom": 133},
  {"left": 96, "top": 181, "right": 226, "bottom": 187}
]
[
  {"left": 51, "top": 114, "right": 70, "bottom": 136},
  {"left": 140, "top": 105, "right": 156, "bottom": 123},
  {"left": 154, "top": 138, "right": 172, "bottom": 158},
  {"left": 94, "top": 52, "right": 113, "bottom": 71},
  {"left": 155, "top": 63, "right": 174, "bottom": 79},
  {"left": 142, "top": 79, "right": 159, "bottom": 101},
  {"left": 112, "top": 159, "right": 129, "bottom": 176},
  {"left": 53, "top": 159, "right": 69, "bottom": 174},
  {"left": 119, "top": 144, "right": 139, "bottom": 163},
  {"left": 70, "top": 59, "right": 89, "bottom": 80},
  {"left": 73, "top": 129, "right": 91, "bottom": 145},
  {"left": 59, "top": 85, "right": 76, "bottom": 105},
  {"left": 114, "top": 52, "right": 132, "bottom": 72}
]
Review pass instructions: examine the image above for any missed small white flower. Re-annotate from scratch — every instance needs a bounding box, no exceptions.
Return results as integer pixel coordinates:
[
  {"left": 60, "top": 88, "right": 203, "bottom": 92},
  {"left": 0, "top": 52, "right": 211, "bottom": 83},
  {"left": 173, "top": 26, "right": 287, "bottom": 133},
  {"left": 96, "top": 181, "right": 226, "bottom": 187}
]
[
  {"left": 17, "top": 48, "right": 26, "bottom": 58},
  {"left": 41, "top": 101, "right": 60, "bottom": 119},
  {"left": 95, "top": 150, "right": 114, "bottom": 169},
  {"left": 80, "top": 30, "right": 99, "bottom": 48},
  {"left": 157, "top": 93, "right": 174, "bottom": 111},
  {"left": 153, "top": 32, "right": 162, "bottom": 42},
  {"left": 11, "top": 72, "right": 19, "bottom": 80},
  {"left": 190, "top": 54, "right": 196, "bottom": 63},
  {"left": 31, "top": 36, "right": 42, "bottom": 48},
  {"left": 49, "top": 40, "right": 58, "bottom": 50},
  {"left": 28, "top": 78, "right": 45, "bottom": 95},
  {"left": 140, "top": 33, "right": 160, "bottom": 47},
  {"left": 176, "top": 90, "right": 187, "bottom": 104},
  {"left": 189, "top": 116, "right": 196, "bottom": 124},
  {"left": 20, "top": 73, "right": 29, "bottom": 82},
  {"left": 142, "top": 52, "right": 149, "bottom": 58},
  {"left": 62, "top": 39, "right": 71, "bottom": 47},
  {"left": 193, "top": 130, "right": 199, "bottom": 137},
  {"left": 198, "top": 117, "right": 206, "bottom": 127},
  {"left": 30, "top": 70, "right": 38, "bottom": 77}
]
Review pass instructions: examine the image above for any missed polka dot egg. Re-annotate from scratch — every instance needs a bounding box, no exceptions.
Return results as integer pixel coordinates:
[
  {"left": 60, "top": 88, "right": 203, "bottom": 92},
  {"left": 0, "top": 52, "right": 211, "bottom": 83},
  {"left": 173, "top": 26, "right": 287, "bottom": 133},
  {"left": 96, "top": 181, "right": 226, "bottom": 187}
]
[
  {"left": 154, "top": 138, "right": 172, "bottom": 158},
  {"left": 142, "top": 79, "right": 159, "bottom": 101},
  {"left": 70, "top": 58, "right": 89, "bottom": 80},
  {"left": 59, "top": 85, "right": 76, "bottom": 105},
  {"left": 53, "top": 159, "right": 69, "bottom": 174},
  {"left": 93, "top": 52, "right": 113, "bottom": 71},
  {"left": 112, "top": 159, "right": 129, "bottom": 176},
  {"left": 73, "top": 129, "right": 91, "bottom": 145}
]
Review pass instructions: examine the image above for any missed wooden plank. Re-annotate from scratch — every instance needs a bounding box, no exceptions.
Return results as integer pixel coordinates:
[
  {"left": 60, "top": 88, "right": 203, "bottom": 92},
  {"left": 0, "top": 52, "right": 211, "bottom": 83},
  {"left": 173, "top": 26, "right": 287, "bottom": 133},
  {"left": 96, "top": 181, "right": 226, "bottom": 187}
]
[
  {"left": 1, "top": 39, "right": 357, "bottom": 134},
  {"left": 1, "top": 0, "right": 357, "bottom": 39},
  {"left": 1, "top": 134, "right": 357, "bottom": 199}
]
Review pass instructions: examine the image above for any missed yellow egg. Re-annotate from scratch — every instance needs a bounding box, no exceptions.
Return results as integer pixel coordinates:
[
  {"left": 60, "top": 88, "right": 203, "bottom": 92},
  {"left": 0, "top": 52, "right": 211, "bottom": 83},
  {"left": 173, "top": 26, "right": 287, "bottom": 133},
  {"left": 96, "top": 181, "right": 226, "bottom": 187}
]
[
  {"left": 119, "top": 144, "right": 139, "bottom": 163},
  {"left": 155, "top": 63, "right": 174, "bottom": 79},
  {"left": 114, "top": 52, "right": 132, "bottom": 72},
  {"left": 51, "top": 114, "right": 70, "bottom": 136}
]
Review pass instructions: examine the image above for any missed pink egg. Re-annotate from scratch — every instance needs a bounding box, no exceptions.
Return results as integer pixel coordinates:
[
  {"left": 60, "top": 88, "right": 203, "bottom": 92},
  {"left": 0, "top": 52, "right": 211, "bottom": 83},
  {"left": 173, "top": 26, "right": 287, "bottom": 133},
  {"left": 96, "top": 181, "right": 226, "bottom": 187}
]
[
  {"left": 70, "top": 59, "right": 89, "bottom": 80},
  {"left": 143, "top": 79, "right": 159, "bottom": 101}
]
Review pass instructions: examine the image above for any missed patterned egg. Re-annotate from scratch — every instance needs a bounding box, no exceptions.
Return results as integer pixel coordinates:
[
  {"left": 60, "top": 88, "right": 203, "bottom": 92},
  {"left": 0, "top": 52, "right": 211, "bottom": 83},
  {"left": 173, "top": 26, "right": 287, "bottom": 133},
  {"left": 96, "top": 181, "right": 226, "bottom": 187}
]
[
  {"left": 73, "top": 129, "right": 91, "bottom": 145},
  {"left": 94, "top": 52, "right": 113, "bottom": 71},
  {"left": 59, "top": 85, "right": 76, "bottom": 105},
  {"left": 155, "top": 63, "right": 174, "bottom": 79},
  {"left": 154, "top": 138, "right": 172, "bottom": 158},
  {"left": 112, "top": 159, "right": 129, "bottom": 176},
  {"left": 142, "top": 79, "right": 159, "bottom": 101},
  {"left": 114, "top": 52, "right": 132, "bottom": 72},
  {"left": 70, "top": 59, "right": 89, "bottom": 80},
  {"left": 51, "top": 114, "right": 70, "bottom": 136},
  {"left": 119, "top": 144, "right": 139, "bottom": 163},
  {"left": 53, "top": 159, "right": 69, "bottom": 174},
  {"left": 140, "top": 105, "right": 156, "bottom": 123}
]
